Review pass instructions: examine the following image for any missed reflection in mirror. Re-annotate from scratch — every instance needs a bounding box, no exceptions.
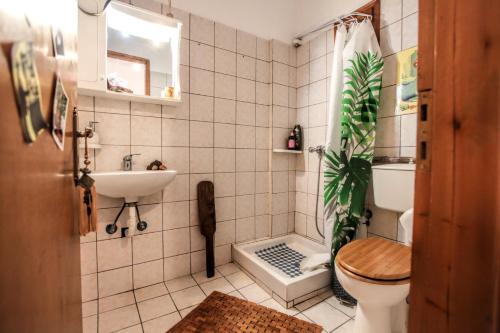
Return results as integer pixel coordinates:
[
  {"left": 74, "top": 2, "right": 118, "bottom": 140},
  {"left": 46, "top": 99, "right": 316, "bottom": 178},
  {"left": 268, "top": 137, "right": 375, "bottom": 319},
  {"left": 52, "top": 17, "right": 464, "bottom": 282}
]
[{"left": 106, "top": 1, "right": 181, "bottom": 99}]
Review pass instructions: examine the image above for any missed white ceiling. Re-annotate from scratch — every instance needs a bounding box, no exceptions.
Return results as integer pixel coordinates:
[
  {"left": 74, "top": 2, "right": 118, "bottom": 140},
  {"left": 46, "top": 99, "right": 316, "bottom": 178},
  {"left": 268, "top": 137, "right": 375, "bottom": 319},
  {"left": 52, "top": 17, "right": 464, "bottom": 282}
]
[{"left": 161, "top": 0, "right": 371, "bottom": 43}]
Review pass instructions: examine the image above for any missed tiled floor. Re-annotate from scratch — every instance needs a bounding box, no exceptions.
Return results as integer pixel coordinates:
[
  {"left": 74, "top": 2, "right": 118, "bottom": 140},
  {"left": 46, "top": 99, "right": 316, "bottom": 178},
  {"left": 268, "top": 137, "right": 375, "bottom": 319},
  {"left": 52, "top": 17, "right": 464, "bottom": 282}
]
[{"left": 82, "top": 263, "right": 355, "bottom": 333}]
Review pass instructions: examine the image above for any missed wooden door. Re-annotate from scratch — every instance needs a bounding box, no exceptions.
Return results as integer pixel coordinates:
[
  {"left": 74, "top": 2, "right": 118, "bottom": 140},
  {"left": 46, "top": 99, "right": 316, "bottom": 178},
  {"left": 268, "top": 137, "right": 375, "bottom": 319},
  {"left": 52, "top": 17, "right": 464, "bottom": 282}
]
[
  {"left": 0, "top": 2, "right": 82, "bottom": 333},
  {"left": 409, "top": 0, "right": 500, "bottom": 332}
]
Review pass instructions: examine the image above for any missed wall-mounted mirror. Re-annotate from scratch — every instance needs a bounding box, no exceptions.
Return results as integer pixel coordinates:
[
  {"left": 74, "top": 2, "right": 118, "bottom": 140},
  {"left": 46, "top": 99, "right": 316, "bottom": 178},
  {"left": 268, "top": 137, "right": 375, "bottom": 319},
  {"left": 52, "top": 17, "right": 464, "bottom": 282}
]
[{"left": 106, "top": 1, "right": 181, "bottom": 100}]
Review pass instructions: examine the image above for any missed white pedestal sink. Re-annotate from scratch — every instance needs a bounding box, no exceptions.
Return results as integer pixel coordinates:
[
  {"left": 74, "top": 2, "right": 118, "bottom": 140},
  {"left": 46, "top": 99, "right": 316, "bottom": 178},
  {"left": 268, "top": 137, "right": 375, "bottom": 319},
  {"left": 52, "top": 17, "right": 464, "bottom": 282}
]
[
  {"left": 90, "top": 170, "right": 176, "bottom": 236},
  {"left": 91, "top": 170, "right": 177, "bottom": 203}
]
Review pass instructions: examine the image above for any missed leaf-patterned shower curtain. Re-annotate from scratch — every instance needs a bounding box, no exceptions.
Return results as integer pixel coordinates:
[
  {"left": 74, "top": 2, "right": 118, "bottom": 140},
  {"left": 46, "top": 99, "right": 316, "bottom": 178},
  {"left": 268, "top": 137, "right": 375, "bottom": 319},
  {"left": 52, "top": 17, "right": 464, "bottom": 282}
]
[{"left": 324, "top": 20, "right": 383, "bottom": 261}]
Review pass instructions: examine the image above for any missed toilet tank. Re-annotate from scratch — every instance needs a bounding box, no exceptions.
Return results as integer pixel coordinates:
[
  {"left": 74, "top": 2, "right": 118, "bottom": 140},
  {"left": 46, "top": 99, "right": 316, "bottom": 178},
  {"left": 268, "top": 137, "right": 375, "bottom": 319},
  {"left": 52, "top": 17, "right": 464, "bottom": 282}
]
[{"left": 371, "top": 163, "right": 416, "bottom": 212}]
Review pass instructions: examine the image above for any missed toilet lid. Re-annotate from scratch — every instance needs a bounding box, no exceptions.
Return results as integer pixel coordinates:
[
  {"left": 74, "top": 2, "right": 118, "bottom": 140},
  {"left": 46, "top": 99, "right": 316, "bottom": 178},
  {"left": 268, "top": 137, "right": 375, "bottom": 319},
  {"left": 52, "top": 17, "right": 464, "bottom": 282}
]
[{"left": 336, "top": 238, "right": 411, "bottom": 281}]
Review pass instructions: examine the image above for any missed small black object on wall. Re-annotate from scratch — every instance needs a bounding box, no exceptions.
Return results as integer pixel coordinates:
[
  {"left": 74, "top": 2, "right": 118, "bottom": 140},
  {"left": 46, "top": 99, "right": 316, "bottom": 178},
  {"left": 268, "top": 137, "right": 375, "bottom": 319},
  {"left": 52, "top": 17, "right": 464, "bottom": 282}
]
[{"left": 197, "top": 181, "right": 216, "bottom": 278}]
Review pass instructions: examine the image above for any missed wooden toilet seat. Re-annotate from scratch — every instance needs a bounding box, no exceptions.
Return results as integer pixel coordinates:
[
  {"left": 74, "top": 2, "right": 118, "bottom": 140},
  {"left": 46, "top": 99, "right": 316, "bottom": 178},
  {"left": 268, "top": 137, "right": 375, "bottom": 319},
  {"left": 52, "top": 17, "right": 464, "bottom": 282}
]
[{"left": 335, "top": 238, "right": 412, "bottom": 285}]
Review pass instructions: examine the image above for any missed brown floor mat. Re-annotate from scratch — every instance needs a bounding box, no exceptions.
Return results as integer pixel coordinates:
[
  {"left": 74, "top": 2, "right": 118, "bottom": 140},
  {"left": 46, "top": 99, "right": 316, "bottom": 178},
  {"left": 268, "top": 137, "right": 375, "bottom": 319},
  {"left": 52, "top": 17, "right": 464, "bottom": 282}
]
[{"left": 167, "top": 291, "right": 322, "bottom": 333}]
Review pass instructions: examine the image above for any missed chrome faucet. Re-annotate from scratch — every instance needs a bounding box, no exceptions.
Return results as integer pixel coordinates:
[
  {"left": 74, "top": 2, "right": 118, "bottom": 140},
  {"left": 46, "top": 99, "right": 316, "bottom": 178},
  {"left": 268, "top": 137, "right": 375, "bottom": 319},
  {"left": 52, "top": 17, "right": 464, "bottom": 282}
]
[{"left": 123, "top": 154, "right": 140, "bottom": 171}]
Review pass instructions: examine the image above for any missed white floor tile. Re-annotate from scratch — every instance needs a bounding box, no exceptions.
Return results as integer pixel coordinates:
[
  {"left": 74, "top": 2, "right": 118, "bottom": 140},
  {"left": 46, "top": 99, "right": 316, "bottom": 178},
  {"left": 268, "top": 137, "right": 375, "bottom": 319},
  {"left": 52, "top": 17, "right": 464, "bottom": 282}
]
[
  {"left": 216, "top": 262, "right": 241, "bottom": 276},
  {"left": 294, "top": 313, "right": 312, "bottom": 322},
  {"left": 165, "top": 275, "right": 197, "bottom": 293},
  {"left": 137, "top": 294, "right": 177, "bottom": 322},
  {"left": 294, "top": 292, "right": 330, "bottom": 312},
  {"left": 260, "top": 298, "right": 299, "bottom": 316},
  {"left": 332, "top": 319, "right": 354, "bottom": 332},
  {"left": 170, "top": 285, "right": 206, "bottom": 309},
  {"left": 179, "top": 305, "right": 197, "bottom": 318},
  {"left": 192, "top": 270, "right": 222, "bottom": 284},
  {"left": 134, "top": 283, "right": 168, "bottom": 302},
  {"left": 199, "top": 277, "right": 235, "bottom": 295},
  {"left": 142, "top": 311, "right": 182, "bottom": 333},
  {"left": 325, "top": 296, "right": 357, "bottom": 317},
  {"left": 225, "top": 270, "right": 253, "bottom": 289},
  {"left": 98, "top": 304, "right": 141, "bottom": 333},
  {"left": 227, "top": 290, "right": 246, "bottom": 300},
  {"left": 239, "top": 283, "right": 271, "bottom": 303},
  {"left": 302, "top": 302, "right": 350, "bottom": 332}
]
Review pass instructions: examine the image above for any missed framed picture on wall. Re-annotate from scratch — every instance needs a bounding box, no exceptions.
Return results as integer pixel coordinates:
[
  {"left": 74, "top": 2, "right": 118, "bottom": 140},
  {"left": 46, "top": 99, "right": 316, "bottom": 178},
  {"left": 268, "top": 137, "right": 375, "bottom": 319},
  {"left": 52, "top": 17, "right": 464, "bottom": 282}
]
[{"left": 396, "top": 47, "right": 418, "bottom": 115}]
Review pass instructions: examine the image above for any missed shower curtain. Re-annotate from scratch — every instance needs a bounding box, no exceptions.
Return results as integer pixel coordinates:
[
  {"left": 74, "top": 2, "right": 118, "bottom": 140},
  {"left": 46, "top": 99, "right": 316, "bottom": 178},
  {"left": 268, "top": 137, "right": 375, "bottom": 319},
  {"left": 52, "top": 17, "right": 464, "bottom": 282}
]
[{"left": 324, "top": 20, "right": 383, "bottom": 301}]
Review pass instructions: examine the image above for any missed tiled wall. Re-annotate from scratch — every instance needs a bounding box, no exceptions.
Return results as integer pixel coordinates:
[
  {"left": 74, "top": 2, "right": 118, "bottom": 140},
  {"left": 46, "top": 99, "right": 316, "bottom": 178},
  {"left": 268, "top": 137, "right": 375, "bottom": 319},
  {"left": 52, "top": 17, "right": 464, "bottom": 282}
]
[
  {"left": 78, "top": 0, "right": 298, "bottom": 302},
  {"left": 269, "top": 41, "right": 298, "bottom": 238},
  {"left": 293, "top": 0, "right": 419, "bottom": 243}
]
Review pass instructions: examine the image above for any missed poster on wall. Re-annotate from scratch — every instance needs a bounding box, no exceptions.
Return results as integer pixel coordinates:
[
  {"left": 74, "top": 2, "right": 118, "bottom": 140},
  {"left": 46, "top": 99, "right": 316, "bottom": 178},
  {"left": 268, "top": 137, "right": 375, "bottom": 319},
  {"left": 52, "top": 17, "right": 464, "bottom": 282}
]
[
  {"left": 396, "top": 47, "right": 418, "bottom": 115},
  {"left": 51, "top": 75, "right": 69, "bottom": 150},
  {"left": 11, "top": 41, "right": 48, "bottom": 143}
]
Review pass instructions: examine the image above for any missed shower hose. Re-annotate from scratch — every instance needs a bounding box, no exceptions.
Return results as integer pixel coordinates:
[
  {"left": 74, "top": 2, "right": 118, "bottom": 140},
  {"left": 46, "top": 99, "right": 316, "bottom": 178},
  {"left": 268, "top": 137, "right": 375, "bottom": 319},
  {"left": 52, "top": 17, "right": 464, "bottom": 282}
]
[{"left": 308, "top": 146, "right": 325, "bottom": 239}]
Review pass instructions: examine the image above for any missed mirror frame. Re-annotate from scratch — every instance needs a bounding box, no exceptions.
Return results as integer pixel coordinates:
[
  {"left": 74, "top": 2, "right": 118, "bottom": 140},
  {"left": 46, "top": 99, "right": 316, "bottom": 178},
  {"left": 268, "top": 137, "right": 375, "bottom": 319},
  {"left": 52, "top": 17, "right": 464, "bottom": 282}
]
[{"left": 105, "top": 1, "right": 183, "bottom": 100}]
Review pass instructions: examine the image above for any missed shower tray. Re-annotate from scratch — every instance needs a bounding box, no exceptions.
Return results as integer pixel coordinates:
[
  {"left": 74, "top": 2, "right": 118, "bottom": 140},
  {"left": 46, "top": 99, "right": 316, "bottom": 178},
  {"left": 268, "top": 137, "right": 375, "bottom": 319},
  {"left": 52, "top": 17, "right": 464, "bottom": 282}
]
[{"left": 232, "top": 234, "right": 331, "bottom": 308}]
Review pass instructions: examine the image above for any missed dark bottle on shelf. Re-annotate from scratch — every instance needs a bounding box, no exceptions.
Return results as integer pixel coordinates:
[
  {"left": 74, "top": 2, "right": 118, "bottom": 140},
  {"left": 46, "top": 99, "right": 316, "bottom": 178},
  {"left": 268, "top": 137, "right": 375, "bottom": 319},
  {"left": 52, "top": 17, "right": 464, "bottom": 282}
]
[{"left": 293, "top": 125, "right": 302, "bottom": 150}]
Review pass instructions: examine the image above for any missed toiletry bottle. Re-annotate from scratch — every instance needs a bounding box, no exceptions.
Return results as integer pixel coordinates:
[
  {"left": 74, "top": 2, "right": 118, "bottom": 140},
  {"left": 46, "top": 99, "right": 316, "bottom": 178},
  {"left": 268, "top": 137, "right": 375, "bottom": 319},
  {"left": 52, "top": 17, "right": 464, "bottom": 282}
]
[
  {"left": 293, "top": 125, "right": 302, "bottom": 150},
  {"left": 287, "top": 131, "right": 296, "bottom": 150}
]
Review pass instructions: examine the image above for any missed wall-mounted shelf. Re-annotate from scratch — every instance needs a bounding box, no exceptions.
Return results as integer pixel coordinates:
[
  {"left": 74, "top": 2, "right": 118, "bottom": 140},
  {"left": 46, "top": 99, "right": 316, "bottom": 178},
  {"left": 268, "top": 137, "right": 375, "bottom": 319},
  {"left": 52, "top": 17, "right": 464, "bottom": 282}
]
[
  {"left": 273, "top": 149, "right": 303, "bottom": 154},
  {"left": 78, "top": 87, "right": 182, "bottom": 106}
]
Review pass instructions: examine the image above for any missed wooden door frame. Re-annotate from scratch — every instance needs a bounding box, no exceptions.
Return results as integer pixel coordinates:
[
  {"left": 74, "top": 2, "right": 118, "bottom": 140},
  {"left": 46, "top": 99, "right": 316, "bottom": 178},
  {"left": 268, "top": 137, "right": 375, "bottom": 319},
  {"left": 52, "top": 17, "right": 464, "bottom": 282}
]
[{"left": 409, "top": 0, "right": 499, "bottom": 332}]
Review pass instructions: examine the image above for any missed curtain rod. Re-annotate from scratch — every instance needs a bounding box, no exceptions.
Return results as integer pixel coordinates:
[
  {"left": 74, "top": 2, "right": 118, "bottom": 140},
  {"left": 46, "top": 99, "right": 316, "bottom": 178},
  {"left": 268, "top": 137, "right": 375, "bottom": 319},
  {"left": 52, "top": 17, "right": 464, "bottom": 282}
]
[{"left": 294, "top": 12, "right": 372, "bottom": 41}]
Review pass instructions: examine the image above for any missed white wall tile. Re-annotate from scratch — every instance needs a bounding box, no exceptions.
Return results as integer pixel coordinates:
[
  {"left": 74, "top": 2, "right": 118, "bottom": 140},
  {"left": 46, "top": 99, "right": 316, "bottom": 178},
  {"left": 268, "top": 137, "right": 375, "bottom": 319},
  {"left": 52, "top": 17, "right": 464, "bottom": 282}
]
[
  {"left": 162, "top": 119, "right": 189, "bottom": 147},
  {"left": 309, "top": 32, "right": 326, "bottom": 60},
  {"left": 190, "top": 68, "right": 214, "bottom": 96},
  {"left": 81, "top": 242, "right": 97, "bottom": 275},
  {"left": 214, "top": 173, "right": 236, "bottom": 197},
  {"left": 214, "top": 73, "right": 236, "bottom": 100},
  {"left": 236, "top": 101, "right": 256, "bottom": 126},
  {"left": 403, "top": 0, "right": 418, "bottom": 16},
  {"left": 236, "top": 217, "right": 255, "bottom": 242},
  {"left": 163, "top": 228, "right": 190, "bottom": 257},
  {"left": 236, "top": 148, "right": 256, "bottom": 172},
  {"left": 381, "top": 0, "right": 402, "bottom": 27},
  {"left": 215, "top": 196, "right": 236, "bottom": 222},
  {"left": 164, "top": 254, "right": 190, "bottom": 280},
  {"left": 190, "top": 41, "right": 214, "bottom": 71},
  {"left": 190, "top": 14, "right": 214, "bottom": 45},
  {"left": 256, "top": 38, "right": 270, "bottom": 61},
  {"left": 236, "top": 78, "right": 256, "bottom": 103},
  {"left": 95, "top": 113, "right": 130, "bottom": 145},
  {"left": 190, "top": 121, "right": 213, "bottom": 147},
  {"left": 98, "top": 267, "right": 133, "bottom": 298},
  {"left": 272, "top": 40, "right": 289, "bottom": 65},
  {"left": 215, "top": 23, "right": 236, "bottom": 52},
  {"left": 163, "top": 201, "right": 190, "bottom": 230},
  {"left": 95, "top": 97, "right": 129, "bottom": 114},
  {"left": 131, "top": 116, "right": 161, "bottom": 146},
  {"left": 81, "top": 274, "right": 98, "bottom": 302},
  {"left": 133, "top": 232, "right": 163, "bottom": 264},
  {"left": 189, "top": 148, "right": 214, "bottom": 173},
  {"left": 97, "top": 238, "right": 132, "bottom": 271},
  {"left": 237, "top": 30, "right": 256, "bottom": 57},
  {"left": 215, "top": 48, "right": 236, "bottom": 75},
  {"left": 402, "top": 13, "right": 418, "bottom": 49},
  {"left": 380, "top": 22, "right": 402, "bottom": 56},
  {"left": 133, "top": 259, "right": 164, "bottom": 289},
  {"left": 214, "top": 148, "right": 236, "bottom": 172},
  {"left": 237, "top": 54, "right": 256, "bottom": 80}
]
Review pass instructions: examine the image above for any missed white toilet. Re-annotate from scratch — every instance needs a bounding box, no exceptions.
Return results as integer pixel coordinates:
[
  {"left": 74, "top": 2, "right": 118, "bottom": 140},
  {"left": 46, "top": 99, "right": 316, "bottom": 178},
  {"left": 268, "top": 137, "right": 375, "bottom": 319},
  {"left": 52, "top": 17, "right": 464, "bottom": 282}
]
[{"left": 335, "top": 163, "right": 415, "bottom": 333}]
